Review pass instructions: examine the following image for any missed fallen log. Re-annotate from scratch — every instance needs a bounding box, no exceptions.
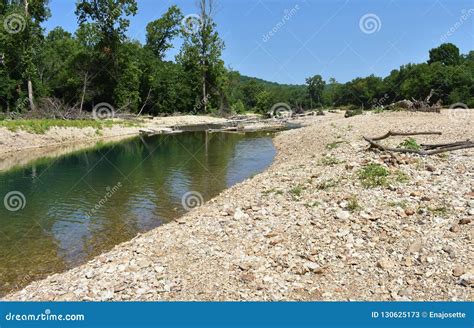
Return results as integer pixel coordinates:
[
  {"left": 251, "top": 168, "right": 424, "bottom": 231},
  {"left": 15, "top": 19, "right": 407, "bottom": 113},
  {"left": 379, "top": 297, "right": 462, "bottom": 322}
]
[{"left": 363, "top": 131, "right": 474, "bottom": 155}]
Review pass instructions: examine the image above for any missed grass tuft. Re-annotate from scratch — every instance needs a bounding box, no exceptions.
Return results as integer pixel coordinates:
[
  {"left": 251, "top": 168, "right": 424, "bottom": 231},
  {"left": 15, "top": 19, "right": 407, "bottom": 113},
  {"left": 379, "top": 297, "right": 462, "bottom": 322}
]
[{"left": 358, "top": 163, "right": 389, "bottom": 188}]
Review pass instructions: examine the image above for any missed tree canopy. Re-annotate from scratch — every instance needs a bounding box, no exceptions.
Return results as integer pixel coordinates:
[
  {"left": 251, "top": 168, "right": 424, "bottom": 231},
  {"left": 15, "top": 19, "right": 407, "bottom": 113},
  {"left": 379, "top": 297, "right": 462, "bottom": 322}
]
[{"left": 0, "top": 0, "right": 471, "bottom": 118}]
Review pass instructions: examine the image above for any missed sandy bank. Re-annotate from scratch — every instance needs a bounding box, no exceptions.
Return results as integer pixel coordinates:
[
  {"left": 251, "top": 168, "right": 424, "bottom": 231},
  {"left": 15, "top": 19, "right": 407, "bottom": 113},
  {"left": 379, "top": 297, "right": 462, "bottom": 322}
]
[{"left": 0, "top": 115, "right": 228, "bottom": 171}]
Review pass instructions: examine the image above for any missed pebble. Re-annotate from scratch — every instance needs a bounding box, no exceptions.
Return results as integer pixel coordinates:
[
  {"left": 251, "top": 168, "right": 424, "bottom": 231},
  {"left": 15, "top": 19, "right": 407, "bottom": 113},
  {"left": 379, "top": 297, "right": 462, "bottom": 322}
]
[
  {"left": 335, "top": 210, "right": 350, "bottom": 220},
  {"left": 234, "top": 208, "right": 246, "bottom": 220},
  {"left": 377, "top": 258, "right": 395, "bottom": 270},
  {"left": 458, "top": 273, "right": 474, "bottom": 287},
  {"left": 452, "top": 266, "right": 465, "bottom": 277},
  {"left": 408, "top": 241, "right": 422, "bottom": 253},
  {"left": 459, "top": 218, "right": 471, "bottom": 225}
]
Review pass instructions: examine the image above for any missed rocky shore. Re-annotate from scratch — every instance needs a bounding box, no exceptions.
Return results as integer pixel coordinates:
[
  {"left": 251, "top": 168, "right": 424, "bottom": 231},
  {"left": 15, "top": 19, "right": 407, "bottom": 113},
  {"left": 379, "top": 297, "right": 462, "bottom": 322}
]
[{"left": 5, "top": 110, "right": 473, "bottom": 301}]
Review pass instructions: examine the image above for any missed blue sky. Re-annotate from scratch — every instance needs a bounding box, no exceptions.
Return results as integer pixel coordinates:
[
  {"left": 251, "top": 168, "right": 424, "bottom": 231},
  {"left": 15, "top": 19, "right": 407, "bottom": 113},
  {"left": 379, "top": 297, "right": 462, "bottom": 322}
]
[{"left": 43, "top": 0, "right": 474, "bottom": 84}]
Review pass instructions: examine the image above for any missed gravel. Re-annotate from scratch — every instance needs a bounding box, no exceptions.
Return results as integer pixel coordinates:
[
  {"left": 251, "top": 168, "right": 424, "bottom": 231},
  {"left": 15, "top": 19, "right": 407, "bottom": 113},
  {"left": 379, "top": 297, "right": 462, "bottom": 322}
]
[{"left": 4, "top": 110, "right": 473, "bottom": 301}]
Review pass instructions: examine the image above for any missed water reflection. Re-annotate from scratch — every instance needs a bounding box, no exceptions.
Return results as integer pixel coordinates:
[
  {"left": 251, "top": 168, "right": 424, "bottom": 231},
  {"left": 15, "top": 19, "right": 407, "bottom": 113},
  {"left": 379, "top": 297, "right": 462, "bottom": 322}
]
[{"left": 0, "top": 131, "right": 275, "bottom": 296}]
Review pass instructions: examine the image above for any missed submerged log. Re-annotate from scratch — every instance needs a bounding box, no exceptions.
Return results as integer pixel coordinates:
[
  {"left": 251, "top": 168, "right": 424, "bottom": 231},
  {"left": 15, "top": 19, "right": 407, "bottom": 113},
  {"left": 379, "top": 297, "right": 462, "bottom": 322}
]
[{"left": 139, "top": 128, "right": 183, "bottom": 136}]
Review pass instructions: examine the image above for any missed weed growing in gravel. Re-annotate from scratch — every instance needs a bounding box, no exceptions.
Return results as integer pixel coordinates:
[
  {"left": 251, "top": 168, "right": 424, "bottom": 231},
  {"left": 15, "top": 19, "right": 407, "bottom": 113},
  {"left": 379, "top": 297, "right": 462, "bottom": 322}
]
[
  {"left": 347, "top": 195, "right": 362, "bottom": 212},
  {"left": 398, "top": 138, "right": 421, "bottom": 150},
  {"left": 317, "top": 179, "right": 338, "bottom": 190},
  {"left": 388, "top": 200, "right": 408, "bottom": 209},
  {"left": 326, "top": 140, "right": 346, "bottom": 150},
  {"left": 304, "top": 201, "right": 320, "bottom": 208},
  {"left": 358, "top": 164, "right": 389, "bottom": 188},
  {"left": 394, "top": 170, "right": 410, "bottom": 183},
  {"left": 262, "top": 188, "right": 283, "bottom": 196},
  {"left": 289, "top": 186, "right": 304, "bottom": 199},
  {"left": 428, "top": 206, "right": 449, "bottom": 216},
  {"left": 318, "top": 156, "right": 343, "bottom": 166}
]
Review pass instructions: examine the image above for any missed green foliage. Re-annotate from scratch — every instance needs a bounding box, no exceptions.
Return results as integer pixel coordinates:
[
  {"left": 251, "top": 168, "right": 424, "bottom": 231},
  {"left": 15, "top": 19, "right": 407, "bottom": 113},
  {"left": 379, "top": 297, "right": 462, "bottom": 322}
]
[
  {"left": 0, "top": 0, "right": 471, "bottom": 118},
  {"left": 254, "top": 90, "right": 273, "bottom": 113},
  {"left": 145, "top": 6, "right": 182, "bottom": 60},
  {"left": 398, "top": 138, "right": 421, "bottom": 150},
  {"left": 306, "top": 75, "right": 325, "bottom": 108},
  {"left": 231, "top": 100, "right": 246, "bottom": 114},
  {"left": 358, "top": 164, "right": 389, "bottom": 188},
  {"left": 428, "top": 43, "right": 461, "bottom": 66}
]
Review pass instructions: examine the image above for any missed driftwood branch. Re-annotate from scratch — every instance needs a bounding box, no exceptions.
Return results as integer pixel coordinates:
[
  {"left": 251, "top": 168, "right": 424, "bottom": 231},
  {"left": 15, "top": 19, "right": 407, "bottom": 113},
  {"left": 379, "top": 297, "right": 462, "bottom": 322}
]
[
  {"left": 363, "top": 131, "right": 474, "bottom": 156},
  {"left": 370, "top": 130, "right": 442, "bottom": 141}
]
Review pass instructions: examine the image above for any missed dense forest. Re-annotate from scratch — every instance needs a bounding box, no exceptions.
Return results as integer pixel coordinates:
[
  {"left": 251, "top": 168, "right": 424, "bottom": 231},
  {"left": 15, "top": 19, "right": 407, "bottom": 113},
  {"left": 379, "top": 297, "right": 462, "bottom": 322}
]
[{"left": 0, "top": 0, "right": 473, "bottom": 118}]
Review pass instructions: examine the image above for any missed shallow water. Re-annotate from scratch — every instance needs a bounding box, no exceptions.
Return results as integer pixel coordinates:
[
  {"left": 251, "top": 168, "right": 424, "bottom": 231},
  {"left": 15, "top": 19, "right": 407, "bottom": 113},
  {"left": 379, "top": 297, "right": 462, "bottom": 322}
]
[{"left": 0, "top": 131, "right": 276, "bottom": 296}]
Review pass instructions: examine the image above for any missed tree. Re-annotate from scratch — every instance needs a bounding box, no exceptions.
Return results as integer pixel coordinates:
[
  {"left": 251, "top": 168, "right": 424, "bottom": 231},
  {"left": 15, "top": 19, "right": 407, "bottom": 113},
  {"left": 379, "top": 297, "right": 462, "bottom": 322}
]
[
  {"left": 428, "top": 43, "right": 461, "bottom": 66},
  {"left": 177, "top": 0, "right": 225, "bottom": 113},
  {"left": 75, "top": 0, "right": 137, "bottom": 50},
  {"left": 306, "top": 75, "right": 325, "bottom": 108},
  {"left": 75, "top": 0, "right": 138, "bottom": 107},
  {"left": 145, "top": 5, "right": 183, "bottom": 60},
  {"left": 254, "top": 90, "right": 272, "bottom": 113},
  {"left": 0, "top": 0, "right": 50, "bottom": 111}
]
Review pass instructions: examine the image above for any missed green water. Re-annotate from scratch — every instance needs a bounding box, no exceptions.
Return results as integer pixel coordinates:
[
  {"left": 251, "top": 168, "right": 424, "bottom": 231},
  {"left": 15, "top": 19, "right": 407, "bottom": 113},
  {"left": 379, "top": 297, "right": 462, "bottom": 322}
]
[{"left": 0, "top": 131, "right": 276, "bottom": 296}]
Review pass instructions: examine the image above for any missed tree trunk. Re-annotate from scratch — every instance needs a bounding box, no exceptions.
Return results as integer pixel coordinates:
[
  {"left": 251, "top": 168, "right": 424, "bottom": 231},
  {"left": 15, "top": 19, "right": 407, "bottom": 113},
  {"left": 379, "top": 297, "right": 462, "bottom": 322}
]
[
  {"left": 79, "top": 72, "right": 89, "bottom": 114},
  {"left": 27, "top": 79, "right": 35, "bottom": 111},
  {"left": 24, "top": 0, "right": 35, "bottom": 111},
  {"left": 200, "top": 0, "right": 208, "bottom": 113}
]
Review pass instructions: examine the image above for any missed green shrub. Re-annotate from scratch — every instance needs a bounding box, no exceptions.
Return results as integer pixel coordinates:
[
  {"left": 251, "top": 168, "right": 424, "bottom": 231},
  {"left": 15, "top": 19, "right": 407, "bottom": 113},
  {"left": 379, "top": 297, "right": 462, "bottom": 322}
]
[
  {"left": 358, "top": 163, "right": 389, "bottom": 187},
  {"left": 398, "top": 138, "right": 421, "bottom": 150},
  {"left": 231, "top": 100, "right": 246, "bottom": 114}
]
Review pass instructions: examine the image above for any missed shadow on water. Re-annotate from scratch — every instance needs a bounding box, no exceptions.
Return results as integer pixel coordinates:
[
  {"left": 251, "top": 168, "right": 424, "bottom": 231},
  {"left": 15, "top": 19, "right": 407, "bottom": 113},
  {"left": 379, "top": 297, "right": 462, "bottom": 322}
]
[{"left": 0, "top": 131, "right": 276, "bottom": 296}]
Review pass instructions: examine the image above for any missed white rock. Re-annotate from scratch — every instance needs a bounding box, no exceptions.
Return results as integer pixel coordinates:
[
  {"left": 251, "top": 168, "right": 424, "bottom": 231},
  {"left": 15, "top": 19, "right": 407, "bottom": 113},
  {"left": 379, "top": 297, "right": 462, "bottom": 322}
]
[{"left": 335, "top": 210, "right": 350, "bottom": 220}]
